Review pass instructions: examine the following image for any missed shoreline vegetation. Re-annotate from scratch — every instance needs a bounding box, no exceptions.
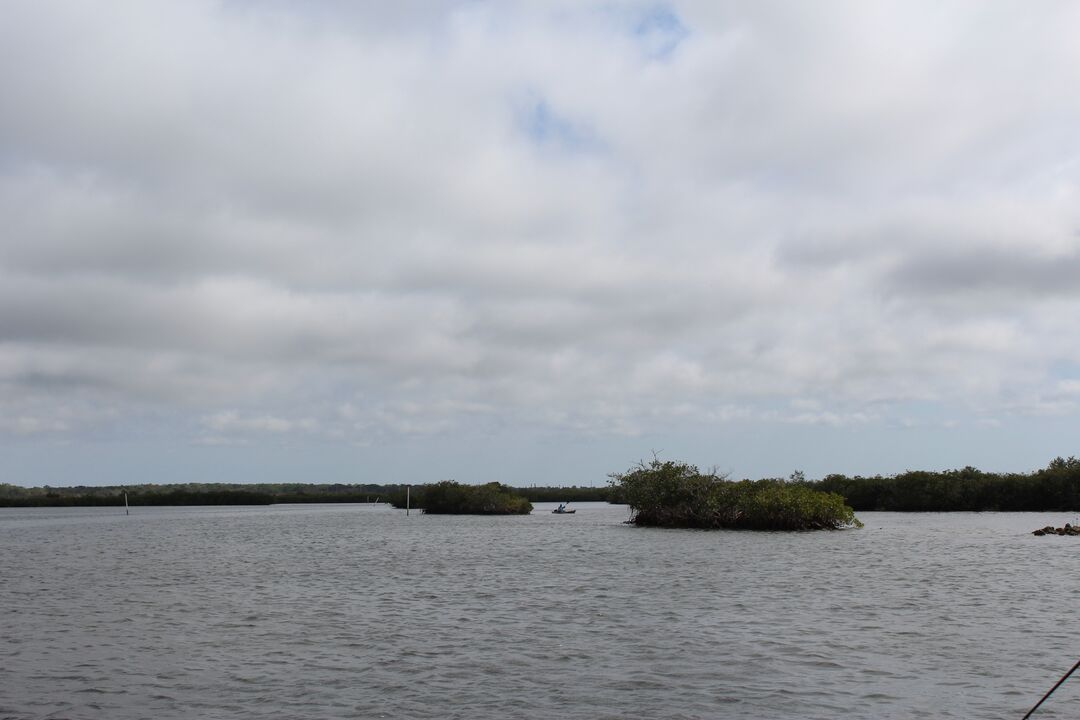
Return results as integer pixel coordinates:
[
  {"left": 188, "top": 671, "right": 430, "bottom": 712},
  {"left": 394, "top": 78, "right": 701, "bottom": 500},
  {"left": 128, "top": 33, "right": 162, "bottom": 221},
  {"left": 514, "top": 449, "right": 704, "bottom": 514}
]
[
  {"left": 388, "top": 481, "right": 532, "bottom": 515},
  {"left": 611, "top": 459, "right": 861, "bottom": 531},
  {"left": 2, "top": 456, "right": 1079, "bottom": 513},
  {"left": 0, "top": 482, "right": 605, "bottom": 508},
  {"left": 812, "top": 456, "right": 1080, "bottom": 512}
]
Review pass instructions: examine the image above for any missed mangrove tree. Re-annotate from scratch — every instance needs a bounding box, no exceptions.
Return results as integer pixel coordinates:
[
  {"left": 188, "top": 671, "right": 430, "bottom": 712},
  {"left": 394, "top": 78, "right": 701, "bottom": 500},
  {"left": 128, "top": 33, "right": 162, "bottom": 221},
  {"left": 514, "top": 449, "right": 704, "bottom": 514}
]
[{"left": 611, "top": 459, "right": 861, "bottom": 530}]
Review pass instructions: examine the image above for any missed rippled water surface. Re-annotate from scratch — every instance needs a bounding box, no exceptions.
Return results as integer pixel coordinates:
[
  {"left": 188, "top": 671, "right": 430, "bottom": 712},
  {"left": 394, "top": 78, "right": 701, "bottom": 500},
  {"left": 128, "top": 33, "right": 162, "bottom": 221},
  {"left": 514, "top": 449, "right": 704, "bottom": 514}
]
[{"left": 2, "top": 504, "right": 1079, "bottom": 719}]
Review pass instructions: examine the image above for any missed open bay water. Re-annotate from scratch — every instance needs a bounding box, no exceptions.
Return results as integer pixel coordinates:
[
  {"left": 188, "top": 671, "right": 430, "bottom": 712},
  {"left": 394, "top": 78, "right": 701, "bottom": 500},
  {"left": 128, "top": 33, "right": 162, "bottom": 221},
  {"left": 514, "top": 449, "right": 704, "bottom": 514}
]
[{"left": 1, "top": 503, "right": 1078, "bottom": 719}]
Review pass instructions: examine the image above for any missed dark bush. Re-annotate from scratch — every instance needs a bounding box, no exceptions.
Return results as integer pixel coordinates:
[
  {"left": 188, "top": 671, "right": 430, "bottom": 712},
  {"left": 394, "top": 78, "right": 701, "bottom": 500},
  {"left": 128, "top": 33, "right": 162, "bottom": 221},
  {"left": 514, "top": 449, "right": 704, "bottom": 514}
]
[
  {"left": 389, "top": 481, "right": 532, "bottom": 515},
  {"left": 611, "top": 459, "right": 861, "bottom": 530}
]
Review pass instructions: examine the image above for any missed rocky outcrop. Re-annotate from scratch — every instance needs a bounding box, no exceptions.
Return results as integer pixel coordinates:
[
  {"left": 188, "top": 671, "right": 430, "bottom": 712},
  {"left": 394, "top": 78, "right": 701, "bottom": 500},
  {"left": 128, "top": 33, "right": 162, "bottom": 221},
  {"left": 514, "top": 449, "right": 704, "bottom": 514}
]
[{"left": 1033, "top": 523, "right": 1080, "bottom": 536}]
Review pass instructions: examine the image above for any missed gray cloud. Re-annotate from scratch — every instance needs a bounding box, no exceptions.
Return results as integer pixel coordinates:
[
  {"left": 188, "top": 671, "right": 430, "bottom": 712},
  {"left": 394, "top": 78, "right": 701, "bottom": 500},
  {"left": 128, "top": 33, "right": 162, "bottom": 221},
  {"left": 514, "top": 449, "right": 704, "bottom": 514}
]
[
  {"left": 887, "top": 246, "right": 1080, "bottom": 299},
  {"left": 2, "top": 1, "right": 1080, "bottom": 482}
]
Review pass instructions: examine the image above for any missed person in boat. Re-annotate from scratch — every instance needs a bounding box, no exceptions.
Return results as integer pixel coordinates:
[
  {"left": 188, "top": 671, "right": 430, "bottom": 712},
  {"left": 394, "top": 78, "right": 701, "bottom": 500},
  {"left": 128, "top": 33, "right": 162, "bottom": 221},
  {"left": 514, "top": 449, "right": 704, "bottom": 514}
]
[{"left": 557, "top": 503, "right": 565, "bottom": 512}]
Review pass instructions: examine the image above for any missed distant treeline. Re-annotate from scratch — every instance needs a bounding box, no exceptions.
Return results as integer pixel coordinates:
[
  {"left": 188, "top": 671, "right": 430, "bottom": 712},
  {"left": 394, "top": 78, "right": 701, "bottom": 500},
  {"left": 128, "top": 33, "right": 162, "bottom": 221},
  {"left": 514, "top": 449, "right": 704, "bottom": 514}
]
[
  {"left": 387, "top": 481, "right": 532, "bottom": 514},
  {"left": 5, "top": 457, "right": 1080, "bottom": 511},
  {"left": 0, "top": 482, "right": 404, "bottom": 508},
  {"left": 0, "top": 481, "right": 613, "bottom": 508},
  {"left": 518, "top": 486, "right": 613, "bottom": 503},
  {"left": 808, "top": 456, "right": 1080, "bottom": 511},
  {"left": 333, "top": 484, "right": 612, "bottom": 509}
]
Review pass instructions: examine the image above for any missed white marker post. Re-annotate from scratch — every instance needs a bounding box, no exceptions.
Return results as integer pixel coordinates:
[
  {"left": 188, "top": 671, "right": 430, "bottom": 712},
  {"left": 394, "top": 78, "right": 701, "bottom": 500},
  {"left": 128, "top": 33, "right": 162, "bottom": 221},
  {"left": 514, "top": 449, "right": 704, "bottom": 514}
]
[
  {"left": 124, "top": 491, "right": 129, "bottom": 516},
  {"left": 406, "top": 485, "right": 410, "bottom": 516}
]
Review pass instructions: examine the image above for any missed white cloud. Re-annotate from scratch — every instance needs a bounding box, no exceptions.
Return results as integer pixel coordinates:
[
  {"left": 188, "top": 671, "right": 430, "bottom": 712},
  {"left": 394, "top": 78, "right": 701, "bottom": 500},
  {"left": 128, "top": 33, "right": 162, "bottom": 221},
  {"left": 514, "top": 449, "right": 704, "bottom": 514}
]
[
  {"left": 2, "top": 1, "right": 1079, "bottom": 481},
  {"left": 0, "top": 415, "right": 70, "bottom": 435}
]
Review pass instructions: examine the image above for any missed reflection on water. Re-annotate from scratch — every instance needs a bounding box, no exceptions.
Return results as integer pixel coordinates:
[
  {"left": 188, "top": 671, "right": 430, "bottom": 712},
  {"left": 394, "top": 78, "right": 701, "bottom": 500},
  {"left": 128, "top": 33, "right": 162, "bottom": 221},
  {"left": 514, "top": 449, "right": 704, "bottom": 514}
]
[{"left": 2, "top": 503, "right": 1078, "bottom": 719}]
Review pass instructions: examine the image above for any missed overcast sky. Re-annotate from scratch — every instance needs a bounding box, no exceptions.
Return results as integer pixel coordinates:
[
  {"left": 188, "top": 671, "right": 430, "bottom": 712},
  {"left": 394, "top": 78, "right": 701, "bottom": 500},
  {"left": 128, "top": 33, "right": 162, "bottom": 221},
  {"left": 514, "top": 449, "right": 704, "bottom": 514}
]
[{"left": 3, "top": 1, "right": 1080, "bottom": 487}]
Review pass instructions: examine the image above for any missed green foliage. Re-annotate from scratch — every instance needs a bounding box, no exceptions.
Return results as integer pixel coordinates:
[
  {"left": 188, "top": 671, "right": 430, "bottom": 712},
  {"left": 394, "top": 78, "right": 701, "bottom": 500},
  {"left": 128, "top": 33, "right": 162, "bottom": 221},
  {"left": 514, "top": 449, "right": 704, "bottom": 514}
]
[
  {"left": 0, "top": 482, "right": 406, "bottom": 507},
  {"left": 7, "top": 455, "right": 1080, "bottom": 513},
  {"left": 813, "top": 457, "right": 1080, "bottom": 511},
  {"left": 610, "top": 459, "right": 861, "bottom": 531},
  {"left": 0, "top": 480, "right": 587, "bottom": 509},
  {"left": 389, "top": 481, "right": 532, "bottom": 515}
]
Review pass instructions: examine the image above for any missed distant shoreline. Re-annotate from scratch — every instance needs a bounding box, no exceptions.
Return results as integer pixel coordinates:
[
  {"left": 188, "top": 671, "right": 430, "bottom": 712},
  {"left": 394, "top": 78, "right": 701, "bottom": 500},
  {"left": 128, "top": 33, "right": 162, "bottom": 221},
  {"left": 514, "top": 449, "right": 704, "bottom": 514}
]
[
  {"left": 0, "top": 483, "right": 613, "bottom": 508},
  {"left": 4, "top": 456, "right": 1080, "bottom": 512}
]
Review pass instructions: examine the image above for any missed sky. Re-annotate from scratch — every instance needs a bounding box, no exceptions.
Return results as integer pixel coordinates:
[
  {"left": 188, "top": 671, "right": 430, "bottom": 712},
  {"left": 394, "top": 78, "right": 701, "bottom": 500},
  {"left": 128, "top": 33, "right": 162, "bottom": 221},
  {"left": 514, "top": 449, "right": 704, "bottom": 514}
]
[{"left": 3, "top": 1, "right": 1080, "bottom": 488}]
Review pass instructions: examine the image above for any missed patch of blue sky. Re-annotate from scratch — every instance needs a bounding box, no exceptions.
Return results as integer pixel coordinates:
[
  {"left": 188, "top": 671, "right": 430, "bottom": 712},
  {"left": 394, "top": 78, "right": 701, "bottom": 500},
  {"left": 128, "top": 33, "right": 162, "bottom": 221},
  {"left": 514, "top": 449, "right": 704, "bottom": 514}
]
[
  {"left": 1047, "top": 360, "right": 1080, "bottom": 382},
  {"left": 517, "top": 99, "right": 604, "bottom": 155},
  {"left": 635, "top": 5, "right": 686, "bottom": 59},
  {"left": 626, "top": 3, "right": 689, "bottom": 60}
]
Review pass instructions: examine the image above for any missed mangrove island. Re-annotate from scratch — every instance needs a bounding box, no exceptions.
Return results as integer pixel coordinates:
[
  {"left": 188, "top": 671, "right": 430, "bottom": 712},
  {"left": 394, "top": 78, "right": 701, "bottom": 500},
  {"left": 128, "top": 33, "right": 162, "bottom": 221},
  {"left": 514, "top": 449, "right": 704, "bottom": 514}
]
[{"left": 611, "top": 458, "right": 862, "bottom": 531}]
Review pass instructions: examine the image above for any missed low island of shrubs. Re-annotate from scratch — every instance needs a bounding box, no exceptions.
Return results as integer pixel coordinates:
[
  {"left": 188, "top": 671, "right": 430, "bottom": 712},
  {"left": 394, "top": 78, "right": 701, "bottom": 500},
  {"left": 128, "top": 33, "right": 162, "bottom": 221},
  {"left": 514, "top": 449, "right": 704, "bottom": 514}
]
[
  {"left": 611, "top": 459, "right": 861, "bottom": 531},
  {"left": 389, "top": 481, "right": 533, "bottom": 515}
]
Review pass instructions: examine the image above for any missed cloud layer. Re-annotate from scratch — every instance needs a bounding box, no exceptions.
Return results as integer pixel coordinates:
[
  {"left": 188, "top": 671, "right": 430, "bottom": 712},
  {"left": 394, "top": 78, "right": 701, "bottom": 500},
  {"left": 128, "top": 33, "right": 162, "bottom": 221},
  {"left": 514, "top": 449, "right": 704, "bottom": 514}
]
[{"left": 3, "top": 1, "right": 1080, "bottom": 483}]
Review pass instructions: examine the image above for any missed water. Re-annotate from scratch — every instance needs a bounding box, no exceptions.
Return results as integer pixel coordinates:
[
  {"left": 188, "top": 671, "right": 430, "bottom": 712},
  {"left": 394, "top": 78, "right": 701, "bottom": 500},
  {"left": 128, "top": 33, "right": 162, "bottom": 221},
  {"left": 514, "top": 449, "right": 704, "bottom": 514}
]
[{"left": 1, "top": 504, "right": 1077, "bottom": 719}]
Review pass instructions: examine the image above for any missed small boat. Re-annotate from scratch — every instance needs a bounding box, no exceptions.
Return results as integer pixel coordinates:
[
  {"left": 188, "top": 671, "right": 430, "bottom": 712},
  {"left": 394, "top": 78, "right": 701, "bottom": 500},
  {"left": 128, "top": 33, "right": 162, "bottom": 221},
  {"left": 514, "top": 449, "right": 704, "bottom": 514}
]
[{"left": 552, "top": 504, "right": 576, "bottom": 514}]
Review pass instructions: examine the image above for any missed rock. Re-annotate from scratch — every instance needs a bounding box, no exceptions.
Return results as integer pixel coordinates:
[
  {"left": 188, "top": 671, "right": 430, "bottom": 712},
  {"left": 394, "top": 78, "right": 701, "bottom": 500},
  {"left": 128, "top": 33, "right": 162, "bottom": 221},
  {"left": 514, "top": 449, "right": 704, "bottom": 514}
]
[{"left": 1033, "top": 524, "right": 1080, "bottom": 536}]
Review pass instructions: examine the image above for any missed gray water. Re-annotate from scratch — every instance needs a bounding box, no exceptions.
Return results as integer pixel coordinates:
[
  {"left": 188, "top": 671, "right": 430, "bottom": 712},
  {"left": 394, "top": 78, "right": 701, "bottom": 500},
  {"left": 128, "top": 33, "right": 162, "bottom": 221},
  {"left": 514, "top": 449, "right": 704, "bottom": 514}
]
[{"left": 1, "top": 504, "right": 1078, "bottom": 719}]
